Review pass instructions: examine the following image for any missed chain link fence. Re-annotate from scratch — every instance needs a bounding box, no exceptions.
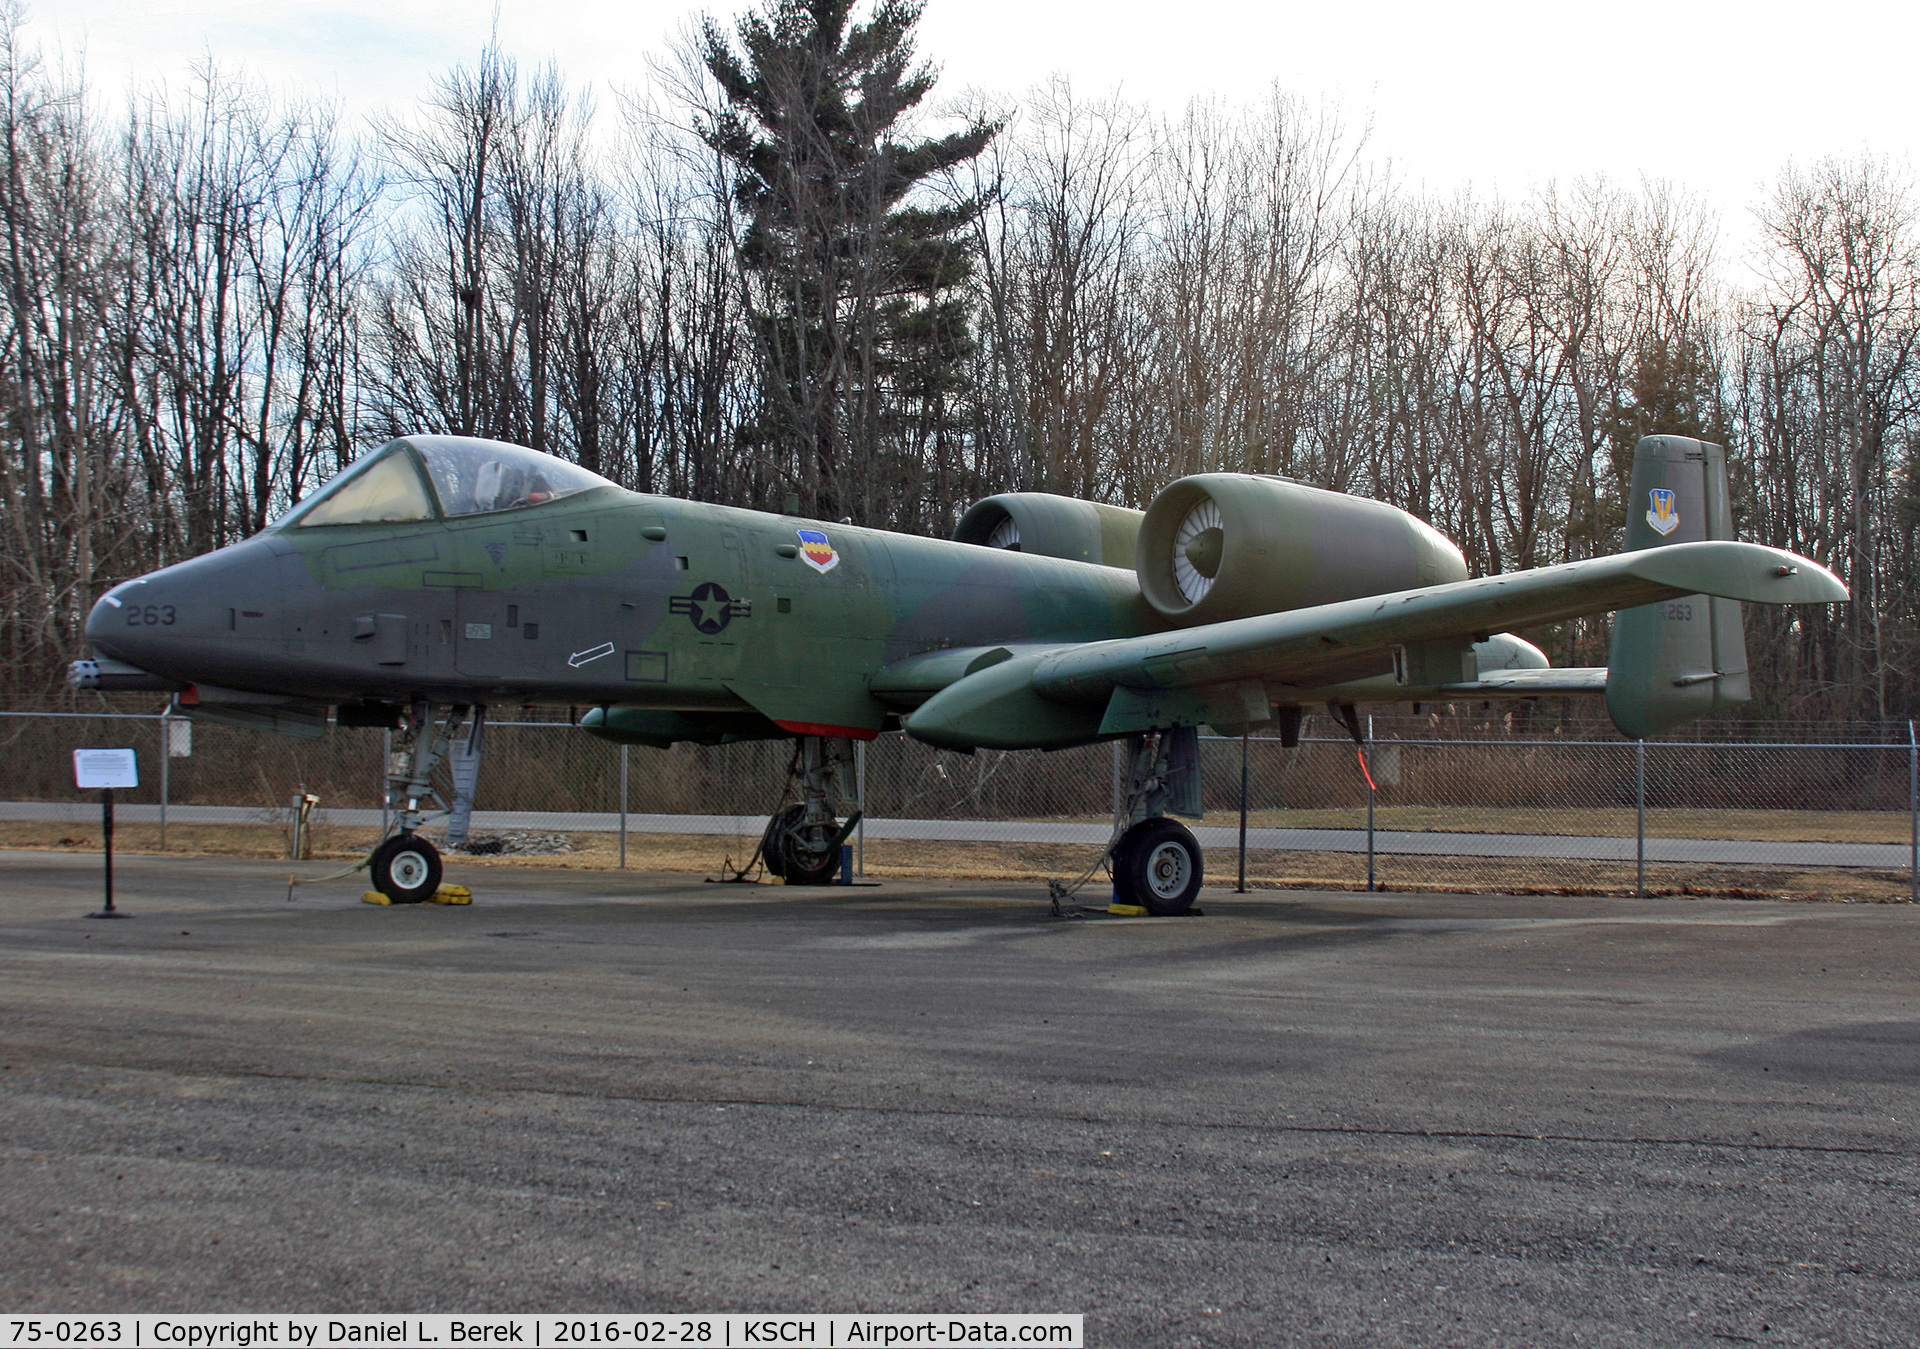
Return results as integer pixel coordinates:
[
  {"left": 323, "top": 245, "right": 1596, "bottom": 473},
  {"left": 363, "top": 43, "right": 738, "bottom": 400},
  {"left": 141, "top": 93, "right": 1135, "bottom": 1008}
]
[{"left": 3, "top": 708, "right": 1915, "bottom": 900}]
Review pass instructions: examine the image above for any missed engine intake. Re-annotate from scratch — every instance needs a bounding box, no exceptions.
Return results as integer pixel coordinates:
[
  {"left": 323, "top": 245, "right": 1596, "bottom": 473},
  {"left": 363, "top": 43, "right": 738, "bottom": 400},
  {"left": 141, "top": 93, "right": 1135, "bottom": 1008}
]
[
  {"left": 954, "top": 493, "right": 1142, "bottom": 569},
  {"left": 1137, "top": 474, "right": 1468, "bottom": 626}
]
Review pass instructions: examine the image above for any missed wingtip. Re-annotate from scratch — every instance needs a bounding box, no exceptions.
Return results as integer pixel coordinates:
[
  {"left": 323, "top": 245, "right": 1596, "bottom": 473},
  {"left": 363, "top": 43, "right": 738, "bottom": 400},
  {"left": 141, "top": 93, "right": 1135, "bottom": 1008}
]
[{"left": 1628, "top": 541, "right": 1848, "bottom": 605}]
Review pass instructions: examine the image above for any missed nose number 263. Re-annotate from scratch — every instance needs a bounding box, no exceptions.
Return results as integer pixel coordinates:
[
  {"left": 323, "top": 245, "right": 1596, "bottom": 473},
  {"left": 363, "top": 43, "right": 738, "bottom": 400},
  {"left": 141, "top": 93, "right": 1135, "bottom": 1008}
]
[{"left": 125, "top": 604, "right": 177, "bottom": 626}]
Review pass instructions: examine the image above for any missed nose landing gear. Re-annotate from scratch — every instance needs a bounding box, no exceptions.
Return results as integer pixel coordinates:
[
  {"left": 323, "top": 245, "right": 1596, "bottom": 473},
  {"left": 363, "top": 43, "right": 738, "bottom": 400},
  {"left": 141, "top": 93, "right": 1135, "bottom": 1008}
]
[{"left": 368, "top": 701, "right": 481, "bottom": 902}]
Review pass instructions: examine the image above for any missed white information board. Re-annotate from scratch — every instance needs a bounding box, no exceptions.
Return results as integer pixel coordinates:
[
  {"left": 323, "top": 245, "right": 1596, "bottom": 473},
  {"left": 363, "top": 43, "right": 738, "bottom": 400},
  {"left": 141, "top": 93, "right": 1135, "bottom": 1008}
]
[{"left": 73, "top": 748, "right": 138, "bottom": 790}]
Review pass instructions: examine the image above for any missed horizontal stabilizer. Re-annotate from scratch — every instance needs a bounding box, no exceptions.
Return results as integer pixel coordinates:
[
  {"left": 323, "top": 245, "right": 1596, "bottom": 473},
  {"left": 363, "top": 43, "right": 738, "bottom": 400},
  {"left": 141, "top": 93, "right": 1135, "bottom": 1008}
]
[
  {"left": 1441, "top": 667, "right": 1609, "bottom": 695},
  {"left": 1617, "top": 541, "right": 1843, "bottom": 605}
]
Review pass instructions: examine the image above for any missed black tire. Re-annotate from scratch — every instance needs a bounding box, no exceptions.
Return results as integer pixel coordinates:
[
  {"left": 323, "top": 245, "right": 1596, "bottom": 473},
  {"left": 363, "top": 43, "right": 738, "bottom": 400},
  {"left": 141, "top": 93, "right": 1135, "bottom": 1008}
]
[
  {"left": 371, "top": 832, "right": 442, "bottom": 904},
  {"left": 763, "top": 804, "right": 840, "bottom": 886},
  {"left": 1113, "top": 817, "right": 1203, "bottom": 916},
  {"left": 759, "top": 805, "right": 802, "bottom": 880}
]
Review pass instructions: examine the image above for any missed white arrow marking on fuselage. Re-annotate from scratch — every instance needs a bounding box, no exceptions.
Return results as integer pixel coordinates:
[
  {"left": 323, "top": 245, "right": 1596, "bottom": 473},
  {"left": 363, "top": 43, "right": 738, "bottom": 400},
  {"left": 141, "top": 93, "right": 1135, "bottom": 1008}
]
[{"left": 568, "top": 642, "right": 616, "bottom": 668}]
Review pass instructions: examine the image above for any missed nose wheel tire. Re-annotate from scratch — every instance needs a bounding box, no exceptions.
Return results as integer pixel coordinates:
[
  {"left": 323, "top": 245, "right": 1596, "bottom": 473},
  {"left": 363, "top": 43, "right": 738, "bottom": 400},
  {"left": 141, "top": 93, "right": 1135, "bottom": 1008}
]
[
  {"left": 1113, "top": 817, "right": 1203, "bottom": 916},
  {"left": 762, "top": 804, "right": 841, "bottom": 886},
  {"left": 371, "top": 832, "right": 443, "bottom": 904}
]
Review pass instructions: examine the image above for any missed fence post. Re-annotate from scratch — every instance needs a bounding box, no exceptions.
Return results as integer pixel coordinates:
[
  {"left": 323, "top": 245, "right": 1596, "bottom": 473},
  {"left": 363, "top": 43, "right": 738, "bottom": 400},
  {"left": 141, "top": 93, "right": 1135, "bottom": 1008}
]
[
  {"left": 619, "top": 743, "right": 629, "bottom": 870},
  {"left": 1111, "top": 739, "right": 1123, "bottom": 821},
  {"left": 380, "top": 727, "right": 391, "bottom": 839},
  {"left": 158, "top": 708, "right": 169, "bottom": 852},
  {"left": 1365, "top": 714, "right": 1376, "bottom": 892},
  {"left": 1236, "top": 731, "right": 1248, "bottom": 893},
  {"left": 1636, "top": 738, "right": 1646, "bottom": 899},
  {"left": 855, "top": 738, "right": 867, "bottom": 878},
  {"left": 1909, "top": 720, "right": 1916, "bottom": 906}
]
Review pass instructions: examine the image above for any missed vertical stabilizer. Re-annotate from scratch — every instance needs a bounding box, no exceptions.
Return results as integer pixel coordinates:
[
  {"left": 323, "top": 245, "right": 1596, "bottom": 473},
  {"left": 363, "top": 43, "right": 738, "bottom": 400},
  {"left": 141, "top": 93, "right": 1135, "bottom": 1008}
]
[{"left": 1606, "top": 435, "right": 1750, "bottom": 739}]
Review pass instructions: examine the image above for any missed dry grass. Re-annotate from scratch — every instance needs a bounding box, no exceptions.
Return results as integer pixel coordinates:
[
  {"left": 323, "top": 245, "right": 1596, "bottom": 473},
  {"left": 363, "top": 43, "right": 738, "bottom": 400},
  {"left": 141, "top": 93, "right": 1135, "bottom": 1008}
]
[
  {"left": 3, "top": 819, "right": 1912, "bottom": 903},
  {"left": 1047, "top": 806, "right": 1920, "bottom": 844},
  {"left": 0, "top": 820, "right": 305, "bottom": 859}
]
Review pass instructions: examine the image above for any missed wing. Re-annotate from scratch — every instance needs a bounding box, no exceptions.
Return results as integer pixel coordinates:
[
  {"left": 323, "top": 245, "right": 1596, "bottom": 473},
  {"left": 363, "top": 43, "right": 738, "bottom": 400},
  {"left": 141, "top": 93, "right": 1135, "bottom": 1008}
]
[{"left": 902, "top": 540, "right": 1845, "bottom": 751}]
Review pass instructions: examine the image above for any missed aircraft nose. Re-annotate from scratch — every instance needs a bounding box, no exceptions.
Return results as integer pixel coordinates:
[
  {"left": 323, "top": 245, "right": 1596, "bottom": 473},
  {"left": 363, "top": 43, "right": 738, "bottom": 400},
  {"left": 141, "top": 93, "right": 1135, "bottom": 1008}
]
[{"left": 87, "top": 537, "right": 286, "bottom": 683}]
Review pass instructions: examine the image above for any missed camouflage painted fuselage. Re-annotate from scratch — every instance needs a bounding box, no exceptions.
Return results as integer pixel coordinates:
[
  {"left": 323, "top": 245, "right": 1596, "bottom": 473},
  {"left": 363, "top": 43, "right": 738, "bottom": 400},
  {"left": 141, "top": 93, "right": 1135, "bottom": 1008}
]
[
  {"left": 87, "top": 486, "right": 1158, "bottom": 737},
  {"left": 88, "top": 431, "right": 1852, "bottom": 752}
]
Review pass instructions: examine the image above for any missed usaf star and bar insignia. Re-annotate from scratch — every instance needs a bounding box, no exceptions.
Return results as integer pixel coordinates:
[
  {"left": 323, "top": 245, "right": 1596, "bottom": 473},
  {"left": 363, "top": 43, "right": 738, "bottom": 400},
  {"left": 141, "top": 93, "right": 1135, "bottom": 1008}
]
[
  {"left": 669, "top": 530, "right": 837, "bottom": 634},
  {"left": 670, "top": 581, "right": 751, "bottom": 635}
]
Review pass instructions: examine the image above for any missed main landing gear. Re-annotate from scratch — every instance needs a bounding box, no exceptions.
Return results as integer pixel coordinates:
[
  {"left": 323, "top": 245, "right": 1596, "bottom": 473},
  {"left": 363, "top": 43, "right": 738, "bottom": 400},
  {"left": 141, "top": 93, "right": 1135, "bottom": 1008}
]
[
  {"left": 1109, "top": 729, "right": 1205, "bottom": 916},
  {"left": 368, "top": 701, "right": 483, "bottom": 902},
  {"left": 759, "top": 735, "right": 863, "bottom": 885}
]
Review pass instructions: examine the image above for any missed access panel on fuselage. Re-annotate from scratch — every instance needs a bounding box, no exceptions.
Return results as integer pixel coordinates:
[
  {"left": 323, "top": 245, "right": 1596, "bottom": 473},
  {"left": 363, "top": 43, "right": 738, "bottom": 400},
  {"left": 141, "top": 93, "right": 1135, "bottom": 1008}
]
[
  {"left": 294, "top": 527, "right": 459, "bottom": 696},
  {"left": 445, "top": 509, "right": 665, "bottom": 697},
  {"left": 624, "top": 515, "right": 758, "bottom": 700},
  {"left": 722, "top": 517, "right": 891, "bottom": 733}
]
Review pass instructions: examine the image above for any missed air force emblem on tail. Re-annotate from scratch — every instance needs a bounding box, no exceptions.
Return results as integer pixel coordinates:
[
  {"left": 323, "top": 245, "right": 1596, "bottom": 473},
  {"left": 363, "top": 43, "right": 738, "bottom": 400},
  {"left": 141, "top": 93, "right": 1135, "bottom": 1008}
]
[
  {"left": 1647, "top": 488, "right": 1679, "bottom": 536},
  {"left": 796, "top": 528, "right": 839, "bottom": 574}
]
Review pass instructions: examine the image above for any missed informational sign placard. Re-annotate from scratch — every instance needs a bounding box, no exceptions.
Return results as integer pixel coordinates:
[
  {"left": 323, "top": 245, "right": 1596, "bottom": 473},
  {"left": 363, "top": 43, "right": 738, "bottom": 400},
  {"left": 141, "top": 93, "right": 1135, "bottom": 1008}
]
[{"left": 73, "top": 748, "right": 138, "bottom": 790}]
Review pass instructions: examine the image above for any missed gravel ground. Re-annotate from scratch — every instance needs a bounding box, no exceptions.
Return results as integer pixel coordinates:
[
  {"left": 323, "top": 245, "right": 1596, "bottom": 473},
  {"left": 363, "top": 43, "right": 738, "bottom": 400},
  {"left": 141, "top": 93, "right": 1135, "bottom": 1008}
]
[{"left": 1, "top": 850, "right": 1916, "bottom": 1345}]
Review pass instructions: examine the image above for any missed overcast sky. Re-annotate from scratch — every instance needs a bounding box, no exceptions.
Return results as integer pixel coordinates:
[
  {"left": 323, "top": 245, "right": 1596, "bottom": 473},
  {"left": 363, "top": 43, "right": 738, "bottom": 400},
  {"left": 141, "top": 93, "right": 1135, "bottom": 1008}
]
[{"left": 18, "top": 0, "right": 1917, "bottom": 268}]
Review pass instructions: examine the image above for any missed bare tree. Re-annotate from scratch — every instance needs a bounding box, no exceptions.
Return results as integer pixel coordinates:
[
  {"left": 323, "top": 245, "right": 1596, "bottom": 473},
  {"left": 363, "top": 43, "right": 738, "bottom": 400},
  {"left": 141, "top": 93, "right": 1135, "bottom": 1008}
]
[
  {"left": 1741, "top": 157, "right": 1920, "bottom": 719},
  {"left": 0, "top": 4, "right": 127, "bottom": 699},
  {"left": 1, "top": 18, "right": 1915, "bottom": 726},
  {"left": 972, "top": 79, "right": 1148, "bottom": 502}
]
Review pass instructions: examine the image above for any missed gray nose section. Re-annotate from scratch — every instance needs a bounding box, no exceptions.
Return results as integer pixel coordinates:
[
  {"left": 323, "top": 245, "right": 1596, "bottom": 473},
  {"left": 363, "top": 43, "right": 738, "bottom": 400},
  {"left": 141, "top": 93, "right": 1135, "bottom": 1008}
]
[{"left": 86, "top": 537, "right": 286, "bottom": 684}]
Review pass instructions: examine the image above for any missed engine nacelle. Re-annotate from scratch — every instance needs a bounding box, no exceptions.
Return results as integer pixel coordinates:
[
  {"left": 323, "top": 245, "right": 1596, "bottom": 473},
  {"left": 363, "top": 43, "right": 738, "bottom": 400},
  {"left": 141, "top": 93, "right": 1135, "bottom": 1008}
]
[
  {"left": 954, "top": 492, "right": 1143, "bottom": 569},
  {"left": 1136, "top": 474, "right": 1468, "bottom": 626}
]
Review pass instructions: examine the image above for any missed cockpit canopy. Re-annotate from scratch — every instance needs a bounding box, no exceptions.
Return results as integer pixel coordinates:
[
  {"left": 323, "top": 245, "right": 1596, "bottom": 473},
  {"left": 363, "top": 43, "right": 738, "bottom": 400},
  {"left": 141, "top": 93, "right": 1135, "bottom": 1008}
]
[{"left": 278, "top": 436, "right": 614, "bottom": 528}]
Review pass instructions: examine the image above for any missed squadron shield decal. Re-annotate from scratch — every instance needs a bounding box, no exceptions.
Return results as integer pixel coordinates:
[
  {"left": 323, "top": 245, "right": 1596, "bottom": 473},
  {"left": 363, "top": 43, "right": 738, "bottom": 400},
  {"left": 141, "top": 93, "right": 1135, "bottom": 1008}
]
[
  {"left": 1647, "top": 488, "right": 1679, "bottom": 536},
  {"left": 796, "top": 528, "right": 839, "bottom": 574}
]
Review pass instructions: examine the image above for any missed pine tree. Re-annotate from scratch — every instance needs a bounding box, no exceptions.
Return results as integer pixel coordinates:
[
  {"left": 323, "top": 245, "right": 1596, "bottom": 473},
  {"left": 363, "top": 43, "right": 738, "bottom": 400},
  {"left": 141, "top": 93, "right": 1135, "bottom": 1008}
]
[
  {"left": 1599, "top": 334, "right": 1737, "bottom": 541},
  {"left": 698, "top": 0, "right": 998, "bottom": 523}
]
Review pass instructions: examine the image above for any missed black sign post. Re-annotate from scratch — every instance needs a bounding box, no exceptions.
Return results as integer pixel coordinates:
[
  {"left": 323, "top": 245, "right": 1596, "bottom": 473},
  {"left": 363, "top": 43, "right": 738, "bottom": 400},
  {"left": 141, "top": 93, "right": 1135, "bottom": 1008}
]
[
  {"left": 75, "top": 748, "right": 136, "bottom": 920},
  {"left": 88, "top": 787, "right": 128, "bottom": 918}
]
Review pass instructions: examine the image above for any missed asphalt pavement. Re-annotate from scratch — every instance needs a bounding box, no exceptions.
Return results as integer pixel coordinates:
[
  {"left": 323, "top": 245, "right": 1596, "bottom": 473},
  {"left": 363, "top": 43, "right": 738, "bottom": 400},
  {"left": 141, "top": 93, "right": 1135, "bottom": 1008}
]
[{"left": 2, "top": 850, "right": 1917, "bottom": 1345}]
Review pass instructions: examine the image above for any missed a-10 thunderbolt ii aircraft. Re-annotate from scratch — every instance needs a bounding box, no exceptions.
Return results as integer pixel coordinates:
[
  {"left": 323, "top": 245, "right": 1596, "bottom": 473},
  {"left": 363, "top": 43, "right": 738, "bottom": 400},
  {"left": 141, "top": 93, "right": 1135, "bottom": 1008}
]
[{"left": 72, "top": 432, "right": 1845, "bottom": 912}]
